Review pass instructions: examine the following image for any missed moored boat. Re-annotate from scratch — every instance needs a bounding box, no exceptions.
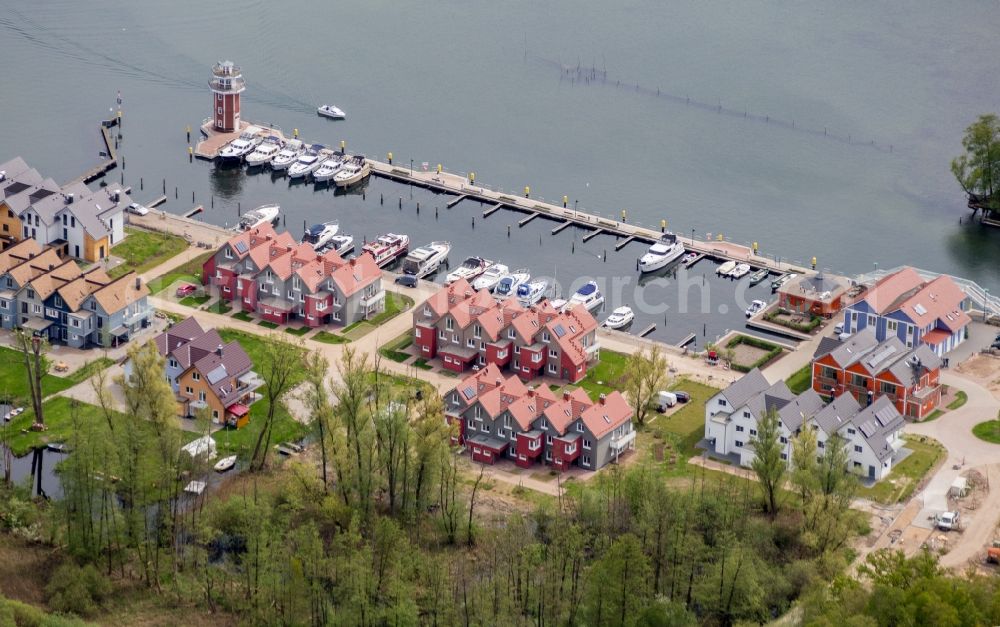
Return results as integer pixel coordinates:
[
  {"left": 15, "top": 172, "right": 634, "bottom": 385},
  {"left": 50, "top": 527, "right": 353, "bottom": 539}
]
[
  {"left": 312, "top": 156, "right": 344, "bottom": 182},
  {"left": 217, "top": 136, "right": 260, "bottom": 162},
  {"left": 731, "top": 263, "right": 751, "bottom": 279},
  {"left": 517, "top": 279, "right": 549, "bottom": 307},
  {"left": 362, "top": 233, "right": 410, "bottom": 268},
  {"left": 402, "top": 241, "right": 451, "bottom": 278},
  {"left": 638, "top": 232, "right": 686, "bottom": 273},
  {"left": 236, "top": 204, "right": 280, "bottom": 231},
  {"left": 245, "top": 137, "right": 282, "bottom": 167},
  {"left": 717, "top": 260, "right": 738, "bottom": 276},
  {"left": 748, "top": 267, "right": 769, "bottom": 286},
  {"left": 270, "top": 144, "right": 303, "bottom": 171},
  {"left": 327, "top": 234, "right": 354, "bottom": 256},
  {"left": 446, "top": 256, "right": 491, "bottom": 285},
  {"left": 317, "top": 104, "right": 346, "bottom": 119},
  {"left": 214, "top": 455, "right": 238, "bottom": 472},
  {"left": 472, "top": 263, "right": 509, "bottom": 291},
  {"left": 603, "top": 306, "right": 635, "bottom": 329},
  {"left": 771, "top": 273, "right": 796, "bottom": 291},
  {"left": 288, "top": 149, "right": 324, "bottom": 179},
  {"left": 302, "top": 221, "right": 340, "bottom": 251},
  {"left": 334, "top": 157, "right": 371, "bottom": 188},
  {"left": 745, "top": 299, "right": 767, "bottom": 318},
  {"left": 567, "top": 281, "right": 605, "bottom": 312},
  {"left": 493, "top": 269, "right": 530, "bottom": 299}
]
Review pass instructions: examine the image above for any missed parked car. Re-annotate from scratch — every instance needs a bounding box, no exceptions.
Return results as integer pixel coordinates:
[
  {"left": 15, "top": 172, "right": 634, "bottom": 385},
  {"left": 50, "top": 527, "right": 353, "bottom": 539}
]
[
  {"left": 395, "top": 274, "right": 418, "bottom": 288},
  {"left": 127, "top": 202, "right": 149, "bottom": 216},
  {"left": 937, "top": 511, "right": 960, "bottom": 531},
  {"left": 175, "top": 283, "right": 198, "bottom": 297},
  {"left": 834, "top": 322, "right": 845, "bottom": 334},
  {"left": 673, "top": 391, "right": 691, "bottom": 403},
  {"left": 656, "top": 391, "right": 677, "bottom": 412},
  {"left": 992, "top": 335, "right": 1000, "bottom": 350}
]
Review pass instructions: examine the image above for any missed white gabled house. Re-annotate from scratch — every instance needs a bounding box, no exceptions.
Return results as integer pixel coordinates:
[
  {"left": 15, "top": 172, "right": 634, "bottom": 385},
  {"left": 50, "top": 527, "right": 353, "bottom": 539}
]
[{"left": 704, "top": 368, "right": 906, "bottom": 481}]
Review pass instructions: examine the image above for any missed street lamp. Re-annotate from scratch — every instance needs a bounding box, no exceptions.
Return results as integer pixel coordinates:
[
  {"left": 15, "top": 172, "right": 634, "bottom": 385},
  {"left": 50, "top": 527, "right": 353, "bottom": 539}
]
[
  {"left": 410, "top": 158, "right": 413, "bottom": 175},
  {"left": 691, "top": 228, "right": 695, "bottom": 245}
]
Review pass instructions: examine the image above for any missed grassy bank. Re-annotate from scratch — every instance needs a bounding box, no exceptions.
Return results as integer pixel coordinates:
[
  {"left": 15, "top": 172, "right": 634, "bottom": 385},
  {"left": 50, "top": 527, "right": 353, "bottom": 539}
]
[{"left": 109, "top": 228, "right": 188, "bottom": 278}]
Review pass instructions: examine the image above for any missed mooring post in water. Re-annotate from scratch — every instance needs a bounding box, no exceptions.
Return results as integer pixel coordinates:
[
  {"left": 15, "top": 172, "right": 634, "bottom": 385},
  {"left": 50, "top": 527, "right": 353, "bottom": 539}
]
[
  {"left": 380, "top": 193, "right": 383, "bottom": 205},
  {"left": 472, "top": 217, "right": 475, "bottom": 229},
  {"left": 435, "top": 207, "right": 439, "bottom": 219},
  {"left": 507, "top": 225, "right": 511, "bottom": 238},
  {"left": 163, "top": 178, "right": 166, "bottom": 194},
  {"left": 175, "top": 186, "right": 178, "bottom": 199},
  {"left": 192, "top": 191, "right": 195, "bottom": 203},
  {"left": 186, "top": 125, "right": 191, "bottom": 142},
  {"left": 211, "top": 195, "right": 214, "bottom": 208},
  {"left": 140, "top": 177, "right": 143, "bottom": 190},
  {"left": 238, "top": 202, "right": 241, "bottom": 216},
  {"left": 398, "top": 197, "right": 402, "bottom": 209}
]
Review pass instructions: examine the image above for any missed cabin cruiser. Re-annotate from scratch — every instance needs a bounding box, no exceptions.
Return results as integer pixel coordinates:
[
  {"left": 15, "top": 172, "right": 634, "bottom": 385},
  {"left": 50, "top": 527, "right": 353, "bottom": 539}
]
[
  {"left": 745, "top": 299, "right": 767, "bottom": 318},
  {"left": 471, "top": 263, "right": 509, "bottom": 291},
  {"left": 217, "top": 135, "right": 261, "bottom": 162},
  {"left": 317, "top": 104, "right": 346, "bottom": 119},
  {"left": 245, "top": 137, "right": 282, "bottom": 168},
  {"left": 603, "top": 306, "right": 635, "bottom": 330},
  {"left": 517, "top": 279, "right": 549, "bottom": 307},
  {"left": 302, "top": 222, "right": 340, "bottom": 251},
  {"left": 362, "top": 233, "right": 410, "bottom": 268},
  {"left": 748, "top": 268, "right": 769, "bottom": 286},
  {"left": 236, "top": 204, "right": 280, "bottom": 231},
  {"left": 288, "top": 149, "right": 324, "bottom": 179},
  {"left": 771, "top": 273, "right": 796, "bottom": 291},
  {"left": 731, "top": 263, "right": 751, "bottom": 279},
  {"left": 493, "top": 269, "right": 530, "bottom": 299},
  {"left": 717, "top": 260, "right": 738, "bottom": 276},
  {"left": 270, "top": 145, "right": 303, "bottom": 171},
  {"left": 550, "top": 298, "right": 568, "bottom": 311},
  {"left": 567, "top": 281, "right": 605, "bottom": 312},
  {"left": 312, "top": 156, "right": 344, "bottom": 183},
  {"left": 638, "top": 232, "right": 686, "bottom": 273},
  {"left": 325, "top": 234, "right": 355, "bottom": 256},
  {"left": 334, "top": 158, "right": 371, "bottom": 188},
  {"left": 402, "top": 241, "right": 451, "bottom": 278},
  {"left": 445, "top": 256, "right": 491, "bottom": 285}
]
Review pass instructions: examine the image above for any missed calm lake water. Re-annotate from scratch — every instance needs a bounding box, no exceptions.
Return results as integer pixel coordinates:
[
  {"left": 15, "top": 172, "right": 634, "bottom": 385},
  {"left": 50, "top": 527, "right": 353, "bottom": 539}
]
[{"left": 2, "top": 0, "right": 999, "bottom": 288}]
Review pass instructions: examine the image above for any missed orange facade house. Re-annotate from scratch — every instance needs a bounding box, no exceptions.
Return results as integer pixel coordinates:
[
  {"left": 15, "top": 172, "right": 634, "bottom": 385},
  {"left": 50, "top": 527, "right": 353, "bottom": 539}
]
[
  {"left": 811, "top": 329, "right": 942, "bottom": 420},
  {"left": 777, "top": 271, "right": 850, "bottom": 318}
]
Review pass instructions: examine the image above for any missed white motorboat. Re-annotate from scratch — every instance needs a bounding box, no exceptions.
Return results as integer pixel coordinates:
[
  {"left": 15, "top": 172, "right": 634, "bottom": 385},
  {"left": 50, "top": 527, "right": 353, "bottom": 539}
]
[
  {"left": 472, "top": 263, "right": 509, "bottom": 291},
  {"left": 731, "top": 263, "right": 751, "bottom": 279},
  {"left": 270, "top": 146, "right": 302, "bottom": 171},
  {"left": 214, "top": 455, "right": 238, "bottom": 472},
  {"left": 327, "top": 234, "right": 354, "bottom": 256},
  {"left": 402, "top": 241, "right": 451, "bottom": 278},
  {"left": 245, "top": 137, "right": 282, "bottom": 167},
  {"left": 302, "top": 221, "right": 340, "bottom": 251},
  {"left": 603, "top": 306, "right": 635, "bottom": 329},
  {"left": 493, "top": 269, "right": 530, "bottom": 299},
  {"left": 236, "top": 204, "right": 280, "bottom": 231},
  {"left": 334, "top": 158, "right": 371, "bottom": 188},
  {"left": 717, "top": 260, "right": 738, "bottom": 276},
  {"left": 217, "top": 136, "right": 260, "bottom": 162},
  {"left": 312, "top": 156, "right": 344, "bottom": 182},
  {"left": 745, "top": 299, "right": 767, "bottom": 318},
  {"left": 362, "top": 233, "right": 409, "bottom": 267},
  {"left": 445, "top": 256, "right": 492, "bottom": 285},
  {"left": 317, "top": 104, "right": 346, "bottom": 119},
  {"left": 638, "top": 232, "right": 686, "bottom": 273},
  {"left": 549, "top": 298, "right": 568, "bottom": 311},
  {"left": 288, "top": 149, "right": 324, "bottom": 179},
  {"left": 517, "top": 279, "right": 549, "bottom": 307},
  {"left": 567, "top": 281, "right": 605, "bottom": 312},
  {"left": 771, "top": 273, "right": 796, "bottom": 291}
]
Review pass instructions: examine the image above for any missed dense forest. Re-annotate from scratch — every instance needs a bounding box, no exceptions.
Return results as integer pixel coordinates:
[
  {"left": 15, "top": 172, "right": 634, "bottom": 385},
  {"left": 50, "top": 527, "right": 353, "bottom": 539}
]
[{"left": 0, "top": 339, "right": 998, "bottom": 625}]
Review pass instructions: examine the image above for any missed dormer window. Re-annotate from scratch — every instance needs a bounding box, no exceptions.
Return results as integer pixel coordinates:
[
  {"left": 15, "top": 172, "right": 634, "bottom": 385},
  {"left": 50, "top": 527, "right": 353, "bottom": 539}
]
[
  {"left": 423, "top": 306, "right": 432, "bottom": 317},
  {"left": 225, "top": 248, "right": 233, "bottom": 259},
  {"left": 508, "top": 329, "right": 516, "bottom": 339}
]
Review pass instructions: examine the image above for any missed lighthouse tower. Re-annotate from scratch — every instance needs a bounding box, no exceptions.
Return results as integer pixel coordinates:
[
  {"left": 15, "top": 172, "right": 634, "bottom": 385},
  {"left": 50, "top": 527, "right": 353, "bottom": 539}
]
[{"left": 209, "top": 61, "right": 245, "bottom": 133}]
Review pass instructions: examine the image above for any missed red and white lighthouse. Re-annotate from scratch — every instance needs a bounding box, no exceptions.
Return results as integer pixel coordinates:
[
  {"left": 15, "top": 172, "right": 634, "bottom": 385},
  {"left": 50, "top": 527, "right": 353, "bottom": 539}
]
[{"left": 209, "top": 60, "right": 245, "bottom": 132}]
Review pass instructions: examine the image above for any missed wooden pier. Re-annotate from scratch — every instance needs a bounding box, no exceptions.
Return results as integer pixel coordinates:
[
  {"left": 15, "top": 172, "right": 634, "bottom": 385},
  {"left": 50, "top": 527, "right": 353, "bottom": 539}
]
[
  {"left": 551, "top": 220, "right": 573, "bottom": 234},
  {"left": 184, "top": 205, "right": 205, "bottom": 218},
  {"left": 518, "top": 212, "right": 540, "bottom": 227},
  {"left": 614, "top": 235, "right": 637, "bottom": 251},
  {"left": 67, "top": 118, "right": 120, "bottom": 185},
  {"left": 483, "top": 202, "right": 504, "bottom": 217},
  {"left": 582, "top": 228, "right": 604, "bottom": 243},
  {"left": 446, "top": 194, "right": 468, "bottom": 209},
  {"left": 675, "top": 333, "right": 696, "bottom": 348},
  {"left": 683, "top": 253, "right": 705, "bottom": 268}
]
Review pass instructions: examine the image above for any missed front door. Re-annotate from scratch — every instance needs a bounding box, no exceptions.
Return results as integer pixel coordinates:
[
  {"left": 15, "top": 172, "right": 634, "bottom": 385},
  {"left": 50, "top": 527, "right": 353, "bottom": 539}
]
[{"left": 868, "top": 465, "right": 876, "bottom": 479}]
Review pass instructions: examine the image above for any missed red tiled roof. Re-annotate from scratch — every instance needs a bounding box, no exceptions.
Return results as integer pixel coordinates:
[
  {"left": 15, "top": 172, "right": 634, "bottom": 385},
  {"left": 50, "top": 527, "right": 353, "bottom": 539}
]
[
  {"left": 542, "top": 388, "right": 592, "bottom": 435},
  {"left": 507, "top": 386, "right": 558, "bottom": 431},
  {"left": 896, "top": 275, "right": 970, "bottom": 333},
  {"left": 580, "top": 391, "right": 632, "bottom": 439},
  {"left": 328, "top": 253, "right": 381, "bottom": 297},
  {"left": 922, "top": 328, "right": 951, "bottom": 346},
  {"left": 858, "top": 267, "right": 923, "bottom": 314}
]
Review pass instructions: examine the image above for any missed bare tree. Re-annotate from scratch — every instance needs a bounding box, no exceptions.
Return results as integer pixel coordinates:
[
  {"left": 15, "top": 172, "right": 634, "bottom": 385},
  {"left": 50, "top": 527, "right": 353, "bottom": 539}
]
[
  {"left": 13, "top": 330, "right": 49, "bottom": 430},
  {"left": 623, "top": 345, "right": 670, "bottom": 426},
  {"left": 250, "top": 334, "right": 301, "bottom": 471}
]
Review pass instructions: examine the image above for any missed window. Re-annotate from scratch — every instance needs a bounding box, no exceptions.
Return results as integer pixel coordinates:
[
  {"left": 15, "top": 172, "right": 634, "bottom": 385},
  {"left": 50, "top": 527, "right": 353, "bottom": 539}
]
[
  {"left": 749, "top": 429, "right": 757, "bottom": 437},
  {"left": 542, "top": 331, "right": 550, "bottom": 343},
  {"left": 718, "top": 399, "right": 728, "bottom": 407},
  {"left": 781, "top": 453, "right": 787, "bottom": 460},
  {"left": 582, "top": 438, "right": 592, "bottom": 450},
  {"left": 474, "top": 406, "right": 481, "bottom": 420},
  {"left": 548, "top": 363, "right": 557, "bottom": 374},
  {"left": 545, "top": 435, "right": 552, "bottom": 446},
  {"left": 473, "top": 324, "right": 481, "bottom": 338},
  {"left": 445, "top": 317, "right": 454, "bottom": 330},
  {"left": 482, "top": 423, "right": 490, "bottom": 434},
  {"left": 847, "top": 427, "right": 856, "bottom": 435},
  {"left": 581, "top": 455, "right": 591, "bottom": 467},
  {"left": 577, "top": 422, "right": 584, "bottom": 433},
  {"left": 423, "top": 305, "right": 432, "bottom": 317},
  {"left": 735, "top": 440, "right": 744, "bottom": 448},
  {"left": 480, "top": 341, "right": 486, "bottom": 350},
  {"left": 508, "top": 329, "right": 516, "bottom": 339},
  {"left": 887, "top": 320, "right": 898, "bottom": 334},
  {"left": 439, "top": 330, "right": 446, "bottom": 340},
  {"left": 853, "top": 461, "right": 862, "bottom": 469},
  {"left": 71, "top": 319, "right": 79, "bottom": 328},
  {"left": 217, "top": 107, "right": 223, "bottom": 114},
  {"left": 317, "top": 300, "right": 327, "bottom": 311},
  {"left": 27, "top": 289, "right": 34, "bottom": 299},
  {"left": 452, "top": 333, "right": 459, "bottom": 344},
  {"left": 817, "top": 440, "right": 825, "bottom": 448},
  {"left": 819, "top": 365, "right": 838, "bottom": 380},
  {"left": 466, "top": 419, "right": 474, "bottom": 430},
  {"left": 497, "top": 349, "right": 507, "bottom": 359},
  {"left": 466, "top": 338, "right": 474, "bottom": 348},
  {"left": 735, "top": 425, "right": 744, "bottom": 432},
  {"left": 880, "top": 381, "right": 896, "bottom": 395},
  {"left": 225, "top": 248, "right": 233, "bottom": 259},
  {"left": 867, "top": 314, "right": 876, "bottom": 327},
  {"left": 850, "top": 373, "right": 867, "bottom": 388},
  {"left": 213, "top": 410, "right": 219, "bottom": 419},
  {"left": 185, "top": 386, "right": 193, "bottom": 394},
  {"left": 854, "top": 445, "right": 863, "bottom": 453},
  {"left": 168, "top": 359, "right": 178, "bottom": 368},
  {"left": 549, "top": 348, "right": 558, "bottom": 358},
  {"left": 193, "top": 372, "right": 201, "bottom": 381},
  {"left": 514, "top": 346, "right": 521, "bottom": 354},
  {"left": 743, "top": 410, "right": 750, "bottom": 418}
]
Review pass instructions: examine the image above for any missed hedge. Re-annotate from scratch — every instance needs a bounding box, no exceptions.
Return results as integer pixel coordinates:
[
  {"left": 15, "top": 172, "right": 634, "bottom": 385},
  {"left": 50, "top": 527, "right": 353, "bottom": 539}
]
[
  {"left": 726, "top": 334, "right": 783, "bottom": 373},
  {"left": 763, "top": 310, "right": 823, "bottom": 333}
]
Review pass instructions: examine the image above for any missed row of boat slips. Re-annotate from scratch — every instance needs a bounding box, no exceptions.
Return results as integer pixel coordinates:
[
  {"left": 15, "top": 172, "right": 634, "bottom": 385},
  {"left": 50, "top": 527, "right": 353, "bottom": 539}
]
[{"left": 217, "top": 127, "right": 371, "bottom": 188}]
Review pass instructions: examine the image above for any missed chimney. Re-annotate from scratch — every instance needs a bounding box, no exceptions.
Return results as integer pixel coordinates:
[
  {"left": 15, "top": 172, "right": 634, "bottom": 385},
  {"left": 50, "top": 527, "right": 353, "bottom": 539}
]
[
  {"left": 527, "top": 388, "right": 535, "bottom": 397},
  {"left": 495, "top": 377, "right": 502, "bottom": 387},
  {"left": 563, "top": 391, "right": 571, "bottom": 401},
  {"left": 66, "top": 193, "right": 74, "bottom": 204},
  {"left": 349, "top": 257, "right": 357, "bottom": 267},
  {"left": 0, "top": 170, "right": 6, "bottom": 182},
  {"left": 216, "top": 344, "right": 223, "bottom": 356},
  {"left": 599, "top": 393, "right": 606, "bottom": 405},
  {"left": 134, "top": 276, "right": 141, "bottom": 290}
]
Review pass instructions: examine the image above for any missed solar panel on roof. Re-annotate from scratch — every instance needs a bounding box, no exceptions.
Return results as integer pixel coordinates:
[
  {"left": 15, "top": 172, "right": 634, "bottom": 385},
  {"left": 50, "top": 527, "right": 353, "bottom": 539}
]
[
  {"left": 553, "top": 324, "right": 566, "bottom": 338},
  {"left": 913, "top": 303, "right": 927, "bottom": 315},
  {"left": 462, "top": 386, "right": 475, "bottom": 400},
  {"left": 206, "top": 364, "right": 228, "bottom": 385},
  {"left": 874, "top": 406, "right": 895, "bottom": 427},
  {"left": 867, "top": 345, "right": 897, "bottom": 367},
  {"left": 235, "top": 241, "right": 249, "bottom": 254},
  {"left": 859, "top": 420, "right": 876, "bottom": 438}
]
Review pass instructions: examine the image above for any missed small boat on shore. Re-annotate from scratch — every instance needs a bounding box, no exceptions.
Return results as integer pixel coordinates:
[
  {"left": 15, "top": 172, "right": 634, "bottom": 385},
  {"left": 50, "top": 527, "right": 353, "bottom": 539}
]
[
  {"left": 245, "top": 137, "right": 282, "bottom": 168},
  {"left": 334, "top": 158, "right": 371, "bottom": 188},
  {"left": 717, "top": 260, "right": 738, "bottom": 276},
  {"left": 771, "top": 273, "right": 796, "bottom": 291},
  {"left": 237, "top": 204, "right": 280, "bottom": 231},
  {"left": 472, "top": 263, "right": 509, "bottom": 291},
  {"left": 317, "top": 105, "right": 346, "bottom": 119},
  {"left": 494, "top": 269, "right": 530, "bottom": 299},
  {"left": 567, "top": 281, "right": 605, "bottom": 312},
  {"left": 517, "top": 279, "right": 548, "bottom": 307},
  {"left": 446, "top": 256, "right": 491, "bottom": 285},
  {"left": 302, "top": 222, "right": 340, "bottom": 251},
  {"left": 603, "top": 306, "right": 635, "bottom": 330},
  {"left": 638, "top": 232, "right": 686, "bottom": 273},
  {"left": 403, "top": 241, "right": 451, "bottom": 278},
  {"left": 312, "top": 156, "right": 344, "bottom": 182},
  {"left": 731, "top": 263, "right": 751, "bottom": 279},
  {"left": 362, "top": 233, "right": 409, "bottom": 268},
  {"left": 214, "top": 455, "right": 237, "bottom": 472},
  {"left": 749, "top": 267, "right": 769, "bottom": 286}
]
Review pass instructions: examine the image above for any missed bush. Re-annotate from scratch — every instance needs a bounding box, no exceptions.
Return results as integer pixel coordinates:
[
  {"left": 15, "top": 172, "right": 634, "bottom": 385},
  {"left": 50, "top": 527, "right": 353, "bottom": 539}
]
[
  {"left": 763, "top": 310, "right": 823, "bottom": 333},
  {"left": 725, "top": 335, "right": 783, "bottom": 373},
  {"left": 45, "top": 563, "right": 110, "bottom": 617}
]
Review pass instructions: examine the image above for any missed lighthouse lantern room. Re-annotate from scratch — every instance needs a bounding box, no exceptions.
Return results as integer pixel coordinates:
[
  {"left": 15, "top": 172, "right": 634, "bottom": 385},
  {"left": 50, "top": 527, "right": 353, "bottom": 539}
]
[{"left": 209, "top": 61, "right": 245, "bottom": 133}]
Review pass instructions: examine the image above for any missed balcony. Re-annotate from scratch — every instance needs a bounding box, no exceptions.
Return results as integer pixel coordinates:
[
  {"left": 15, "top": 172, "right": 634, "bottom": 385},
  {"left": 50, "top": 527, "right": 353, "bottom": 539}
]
[
  {"left": 911, "top": 385, "right": 939, "bottom": 400},
  {"left": 814, "top": 375, "right": 838, "bottom": 392},
  {"left": 610, "top": 430, "right": 636, "bottom": 451},
  {"left": 360, "top": 289, "right": 386, "bottom": 308},
  {"left": 237, "top": 371, "right": 265, "bottom": 394}
]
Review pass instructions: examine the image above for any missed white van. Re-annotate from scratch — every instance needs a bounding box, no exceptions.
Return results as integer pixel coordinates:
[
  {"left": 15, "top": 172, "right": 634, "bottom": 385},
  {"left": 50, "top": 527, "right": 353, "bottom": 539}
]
[{"left": 657, "top": 391, "right": 677, "bottom": 412}]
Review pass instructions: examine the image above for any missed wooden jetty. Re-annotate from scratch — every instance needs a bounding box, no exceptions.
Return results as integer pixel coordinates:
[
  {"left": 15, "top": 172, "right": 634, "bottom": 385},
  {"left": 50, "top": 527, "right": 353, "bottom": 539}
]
[
  {"left": 483, "top": 202, "right": 504, "bottom": 217},
  {"left": 146, "top": 195, "right": 168, "bottom": 209},
  {"left": 683, "top": 253, "right": 705, "bottom": 269},
  {"left": 676, "top": 332, "right": 696, "bottom": 347},
  {"left": 551, "top": 220, "right": 573, "bottom": 234},
  {"left": 518, "top": 212, "right": 540, "bottom": 227},
  {"left": 183, "top": 205, "right": 204, "bottom": 218},
  {"left": 614, "top": 235, "right": 637, "bottom": 251},
  {"left": 638, "top": 323, "right": 657, "bottom": 338},
  {"left": 446, "top": 194, "right": 468, "bottom": 209},
  {"left": 68, "top": 118, "right": 120, "bottom": 185},
  {"left": 582, "top": 228, "right": 604, "bottom": 243}
]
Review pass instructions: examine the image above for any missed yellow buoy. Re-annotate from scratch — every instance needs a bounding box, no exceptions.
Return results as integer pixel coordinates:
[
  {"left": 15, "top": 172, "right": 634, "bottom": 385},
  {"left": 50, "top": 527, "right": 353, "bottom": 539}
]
[
  {"left": 187, "top": 146, "right": 193, "bottom": 154},
  {"left": 340, "top": 140, "right": 346, "bottom": 151},
  {"left": 717, "top": 233, "right": 724, "bottom": 241},
  {"left": 388, "top": 152, "right": 393, "bottom": 164},
  {"left": 524, "top": 185, "right": 530, "bottom": 197},
  {"left": 470, "top": 172, "right": 476, "bottom": 183},
  {"left": 811, "top": 256, "right": 817, "bottom": 269},
  {"left": 752, "top": 241, "right": 758, "bottom": 253},
  {"left": 293, "top": 128, "right": 299, "bottom": 138},
  {"left": 437, "top": 164, "right": 442, "bottom": 174},
  {"left": 563, "top": 195, "right": 569, "bottom": 207}
]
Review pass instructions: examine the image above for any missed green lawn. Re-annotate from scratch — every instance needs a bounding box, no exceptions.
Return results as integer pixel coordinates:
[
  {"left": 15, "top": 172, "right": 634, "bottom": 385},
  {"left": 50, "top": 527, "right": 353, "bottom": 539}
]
[
  {"left": 972, "top": 420, "right": 1000, "bottom": 445},
  {"left": 146, "top": 251, "right": 213, "bottom": 294},
  {"left": 413, "top": 358, "right": 432, "bottom": 371},
  {"left": 947, "top": 391, "right": 968, "bottom": 411},
  {"left": 258, "top": 321, "right": 279, "bottom": 329},
  {"left": 643, "top": 379, "right": 721, "bottom": 474},
  {"left": 786, "top": 364, "right": 812, "bottom": 394},
  {"left": 109, "top": 228, "right": 188, "bottom": 278},
  {"left": 856, "top": 435, "right": 946, "bottom": 504},
  {"left": 0, "top": 347, "right": 112, "bottom": 404},
  {"left": 284, "top": 326, "right": 310, "bottom": 337},
  {"left": 204, "top": 300, "right": 232, "bottom": 315},
  {"left": 179, "top": 294, "right": 211, "bottom": 307},
  {"left": 378, "top": 333, "right": 413, "bottom": 363},
  {"left": 577, "top": 350, "right": 630, "bottom": 400},
  {"left": 231, "top": 311, "right": 254, "bottom": 322},
  {"left": 312, "top": 330, "right": 348, "bottom": 344},
  {"left": 2, "top": 396, "right": 197, "bottom": 457},
  {"left": 923, "top": 409, "right": 946, "bottom": 422},
  {"left": 368, "top": 292, "right": 413, "bottom": 327}
]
